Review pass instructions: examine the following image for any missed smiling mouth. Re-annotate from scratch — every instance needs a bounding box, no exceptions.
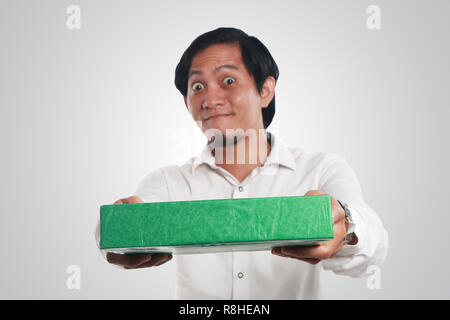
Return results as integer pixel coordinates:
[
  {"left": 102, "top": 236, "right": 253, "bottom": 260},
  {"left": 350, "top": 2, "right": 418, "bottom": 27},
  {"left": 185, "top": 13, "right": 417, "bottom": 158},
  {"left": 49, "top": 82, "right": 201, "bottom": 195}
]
[{"left": 205, "top": 114, "right": 233, "bottom": 121}]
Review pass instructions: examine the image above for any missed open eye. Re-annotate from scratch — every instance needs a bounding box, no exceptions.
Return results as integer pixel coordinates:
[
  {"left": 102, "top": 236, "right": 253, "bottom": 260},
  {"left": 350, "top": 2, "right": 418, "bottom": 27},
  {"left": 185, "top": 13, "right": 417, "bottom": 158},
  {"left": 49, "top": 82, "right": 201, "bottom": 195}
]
[
  {"left": 223, "top": 76, "right": 235, "bottom": 85},
  {"left": 191, "top": 82, "right": 204, "bottom": 91}
]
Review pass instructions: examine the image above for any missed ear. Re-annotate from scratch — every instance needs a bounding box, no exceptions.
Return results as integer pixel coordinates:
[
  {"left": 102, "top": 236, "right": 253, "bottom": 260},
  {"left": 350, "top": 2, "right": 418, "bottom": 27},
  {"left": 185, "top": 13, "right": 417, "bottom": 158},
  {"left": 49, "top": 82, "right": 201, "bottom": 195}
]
[{"left": 260, "top": 76, "right": 276, "bottom": 109}]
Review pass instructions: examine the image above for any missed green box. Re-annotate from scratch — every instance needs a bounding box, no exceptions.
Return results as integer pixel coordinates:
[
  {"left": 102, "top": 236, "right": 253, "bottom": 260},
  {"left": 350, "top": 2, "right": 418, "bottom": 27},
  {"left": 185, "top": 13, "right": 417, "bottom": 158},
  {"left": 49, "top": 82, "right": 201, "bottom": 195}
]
[{"left": 100, "top": 195, "right": 333, "bottom": 255}]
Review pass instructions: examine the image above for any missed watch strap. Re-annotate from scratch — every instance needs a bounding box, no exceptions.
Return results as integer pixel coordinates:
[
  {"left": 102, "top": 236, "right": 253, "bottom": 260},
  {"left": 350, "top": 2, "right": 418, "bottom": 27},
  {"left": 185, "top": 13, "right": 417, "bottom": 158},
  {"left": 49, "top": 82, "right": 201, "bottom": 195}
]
[{"left": 337, "top": 200, "right": 356, "bottom": 245}]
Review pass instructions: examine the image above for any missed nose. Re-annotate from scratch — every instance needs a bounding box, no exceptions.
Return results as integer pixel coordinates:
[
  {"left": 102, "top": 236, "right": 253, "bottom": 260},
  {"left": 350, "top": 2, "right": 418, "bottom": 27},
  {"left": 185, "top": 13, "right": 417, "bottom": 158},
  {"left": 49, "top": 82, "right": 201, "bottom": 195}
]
[{"left": 202, "top": 85, "right": 225, "bottom": 110}]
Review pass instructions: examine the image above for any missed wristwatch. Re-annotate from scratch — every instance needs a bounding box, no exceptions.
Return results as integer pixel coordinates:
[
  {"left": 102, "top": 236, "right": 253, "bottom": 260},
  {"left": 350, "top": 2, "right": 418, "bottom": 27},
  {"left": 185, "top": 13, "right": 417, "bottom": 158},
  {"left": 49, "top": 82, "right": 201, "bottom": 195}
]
[{"left": 337, "top": 200, "right": 356, "bottom": 245}]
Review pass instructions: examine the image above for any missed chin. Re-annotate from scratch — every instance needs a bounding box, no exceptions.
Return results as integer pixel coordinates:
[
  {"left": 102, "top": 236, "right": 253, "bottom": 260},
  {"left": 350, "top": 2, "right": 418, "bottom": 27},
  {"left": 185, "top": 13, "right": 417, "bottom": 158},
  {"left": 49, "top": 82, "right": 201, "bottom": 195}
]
[
  {"left": 207, "top": 134, "right": 239, "bottom": 148},
  {"left": 202, "top": 127, "right": 238, "bottom": 146}
]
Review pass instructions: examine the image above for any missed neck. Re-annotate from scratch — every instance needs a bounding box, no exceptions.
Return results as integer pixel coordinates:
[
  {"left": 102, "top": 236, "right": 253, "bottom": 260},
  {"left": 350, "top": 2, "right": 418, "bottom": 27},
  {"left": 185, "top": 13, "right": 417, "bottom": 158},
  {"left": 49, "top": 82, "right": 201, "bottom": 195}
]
[{"left": 210, "top": 130, "right": 271, "bottom": 183}]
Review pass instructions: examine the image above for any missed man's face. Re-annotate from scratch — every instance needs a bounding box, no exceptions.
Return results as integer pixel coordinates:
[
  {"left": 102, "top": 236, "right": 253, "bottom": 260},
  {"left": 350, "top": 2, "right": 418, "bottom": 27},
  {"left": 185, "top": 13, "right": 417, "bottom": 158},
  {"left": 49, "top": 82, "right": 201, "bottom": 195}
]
[{"left": 184, "top": 43, "right": 274, "bottom": 138}]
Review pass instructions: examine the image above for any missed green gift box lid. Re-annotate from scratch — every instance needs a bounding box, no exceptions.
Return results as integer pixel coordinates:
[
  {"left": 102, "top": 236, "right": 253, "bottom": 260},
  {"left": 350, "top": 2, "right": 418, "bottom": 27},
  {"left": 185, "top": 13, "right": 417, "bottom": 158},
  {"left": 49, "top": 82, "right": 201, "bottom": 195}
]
[{"left": 100, "top": 195, "right": 333, "bottom": 255}]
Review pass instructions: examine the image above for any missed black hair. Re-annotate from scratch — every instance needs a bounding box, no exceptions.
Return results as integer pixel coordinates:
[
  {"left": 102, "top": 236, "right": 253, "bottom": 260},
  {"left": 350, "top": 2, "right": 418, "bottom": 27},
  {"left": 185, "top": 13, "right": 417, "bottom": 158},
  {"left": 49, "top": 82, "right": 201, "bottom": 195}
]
[{"left": 174, "top": 27, "right": 279, "bottom": 129}]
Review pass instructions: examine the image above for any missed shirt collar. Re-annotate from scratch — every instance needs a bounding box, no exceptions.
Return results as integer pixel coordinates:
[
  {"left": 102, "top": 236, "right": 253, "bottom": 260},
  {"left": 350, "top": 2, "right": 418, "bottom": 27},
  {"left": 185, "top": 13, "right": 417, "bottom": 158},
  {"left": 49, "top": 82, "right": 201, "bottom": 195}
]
[{"left": 191, "top": 131, "right": 297, "bottom": 174}]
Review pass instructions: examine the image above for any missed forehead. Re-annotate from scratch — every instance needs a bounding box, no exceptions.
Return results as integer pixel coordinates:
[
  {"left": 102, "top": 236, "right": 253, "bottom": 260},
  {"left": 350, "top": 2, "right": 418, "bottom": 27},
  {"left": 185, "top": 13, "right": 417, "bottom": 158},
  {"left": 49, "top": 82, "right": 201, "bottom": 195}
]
[{"left": 189, "top": 43, "right": 245, "bottom": 74}]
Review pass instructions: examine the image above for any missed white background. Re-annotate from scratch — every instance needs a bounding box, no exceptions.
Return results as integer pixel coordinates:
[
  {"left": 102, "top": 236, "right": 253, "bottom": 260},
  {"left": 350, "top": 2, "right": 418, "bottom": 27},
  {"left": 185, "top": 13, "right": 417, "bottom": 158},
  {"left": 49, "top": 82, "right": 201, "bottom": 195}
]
[{"left": 1, "top": 0, "right": 449, "bottom": 299}]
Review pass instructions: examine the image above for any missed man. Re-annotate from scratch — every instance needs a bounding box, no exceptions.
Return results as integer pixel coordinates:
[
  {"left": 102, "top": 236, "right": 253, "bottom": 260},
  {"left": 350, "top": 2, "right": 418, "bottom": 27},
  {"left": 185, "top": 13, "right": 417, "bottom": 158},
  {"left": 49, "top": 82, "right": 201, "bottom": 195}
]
[{"left": 96, "top": 27, "right": 388, "bottom": 299}]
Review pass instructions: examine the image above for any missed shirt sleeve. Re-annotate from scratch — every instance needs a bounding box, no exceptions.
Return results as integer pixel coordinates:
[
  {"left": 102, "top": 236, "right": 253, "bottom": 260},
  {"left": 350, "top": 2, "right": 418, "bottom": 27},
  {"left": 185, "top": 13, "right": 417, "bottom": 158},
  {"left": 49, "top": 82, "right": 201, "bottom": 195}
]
[
  {"left": 133, "top": 168, "right": 171, "bottom": 203},
  {"left": 94, "top": 168, "right": 170, "bottom": 267},
  {"left": 318, "top": 153, "right": 389, "bottom": 278}
]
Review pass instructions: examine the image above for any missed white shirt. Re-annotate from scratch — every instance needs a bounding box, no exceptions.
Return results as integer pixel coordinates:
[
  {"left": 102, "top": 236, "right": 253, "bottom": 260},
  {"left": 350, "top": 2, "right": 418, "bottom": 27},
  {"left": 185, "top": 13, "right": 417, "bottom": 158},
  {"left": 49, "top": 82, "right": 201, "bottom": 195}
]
[{"left": 97, "top": 132, "right": 388, "bottom": 299}]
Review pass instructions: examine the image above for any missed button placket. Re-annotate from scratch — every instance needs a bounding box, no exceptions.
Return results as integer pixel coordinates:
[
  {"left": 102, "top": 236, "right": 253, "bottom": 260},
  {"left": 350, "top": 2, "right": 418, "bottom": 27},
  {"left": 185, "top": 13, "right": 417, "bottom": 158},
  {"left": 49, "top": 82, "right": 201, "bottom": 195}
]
[
  {"left": 232, "top": 252, "right": 250, "bottom": 299},
  {"left": 233, "top": 184, "right": 248, "bottom": 199}
]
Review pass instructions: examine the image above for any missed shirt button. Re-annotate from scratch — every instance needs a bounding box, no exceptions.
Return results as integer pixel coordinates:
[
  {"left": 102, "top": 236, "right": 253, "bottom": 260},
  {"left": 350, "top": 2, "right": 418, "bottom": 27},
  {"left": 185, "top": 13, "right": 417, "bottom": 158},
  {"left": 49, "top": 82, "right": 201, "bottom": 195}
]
[
  {"left": 237, "top": 272, "right": 244, "bottom": 279},
  {"left": 238, "top": 186, "right": 244, "bottom": 192}
]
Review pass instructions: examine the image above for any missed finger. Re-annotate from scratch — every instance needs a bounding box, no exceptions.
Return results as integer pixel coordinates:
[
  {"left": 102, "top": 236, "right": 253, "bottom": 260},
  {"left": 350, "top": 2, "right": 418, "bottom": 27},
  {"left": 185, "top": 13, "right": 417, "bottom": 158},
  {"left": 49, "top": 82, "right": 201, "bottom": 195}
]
[
  {"left": 281, "top": 245, "right": 333, "bottom": 260},
  {"left": 124, "top": 196, "right": 143, "bottom": 204},
  {"left": 106, "top": 252, "right": 125, "bottom": 265},
  {"left": 147, "top": 253, "right": 172, "bottom": 267},
  {"left": 127, "top": 253, "right": 172, "bottom": 269},
  {"left": 114, "top": 196, "right": 143, "bottom": 205},
  {"left": 123, "top": 253, "right": 153, "bottom": 267},
  {"left": 296, "top": 257, "right": 321, "bottom": 265},
  {"left": 125, "top": 261, "right": 153, "bottom": 269},
  {"left": 107, "top": 252, "right": 152, "bottom": 268},
  {"left": 271, "top": 247, "right": 291, "bottom": 258},
  {"left": 120, "top": 198, "right": 132, "bottom": 204},
  {"left": 274, "top": 247, "right": 322, "bottom": 264},
  {"left": 331, "top": 198, "right": 345, "bottom": 224},
  {"left": 304, "top": 190, "right": 324, "bottom": 196},
  {"left": 154, "top": 253, "right": 173, "bottom": 266}
]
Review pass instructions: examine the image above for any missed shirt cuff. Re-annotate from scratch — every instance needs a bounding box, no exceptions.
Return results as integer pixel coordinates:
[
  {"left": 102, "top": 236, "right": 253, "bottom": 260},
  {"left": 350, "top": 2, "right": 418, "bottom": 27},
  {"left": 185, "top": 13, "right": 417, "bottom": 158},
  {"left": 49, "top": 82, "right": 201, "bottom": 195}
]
[{"left": 337, "top": 202, "right": 365, "bottom": 256}]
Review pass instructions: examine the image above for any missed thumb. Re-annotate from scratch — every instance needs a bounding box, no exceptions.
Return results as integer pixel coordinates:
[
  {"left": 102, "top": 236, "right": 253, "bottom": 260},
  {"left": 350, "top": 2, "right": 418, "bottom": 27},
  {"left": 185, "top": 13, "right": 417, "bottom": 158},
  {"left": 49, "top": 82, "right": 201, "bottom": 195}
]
[{"left": 304, "top": 190, "right": 325, "bottom": 196}]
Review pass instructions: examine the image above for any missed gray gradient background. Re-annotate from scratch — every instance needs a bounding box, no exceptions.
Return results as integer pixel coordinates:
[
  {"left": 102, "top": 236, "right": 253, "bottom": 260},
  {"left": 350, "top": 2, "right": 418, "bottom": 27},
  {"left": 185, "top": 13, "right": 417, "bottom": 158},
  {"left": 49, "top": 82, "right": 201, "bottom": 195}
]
[{"left": 1, "top": 0, "right": 449, "bottom": 299}]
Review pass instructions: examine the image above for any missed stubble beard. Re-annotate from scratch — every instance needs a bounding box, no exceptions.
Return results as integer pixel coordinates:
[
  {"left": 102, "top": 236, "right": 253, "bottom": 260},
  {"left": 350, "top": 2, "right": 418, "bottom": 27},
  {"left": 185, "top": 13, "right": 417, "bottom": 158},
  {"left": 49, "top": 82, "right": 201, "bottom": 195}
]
[{"left": 207, "top": 132, "right": 245, "bottom": 149}]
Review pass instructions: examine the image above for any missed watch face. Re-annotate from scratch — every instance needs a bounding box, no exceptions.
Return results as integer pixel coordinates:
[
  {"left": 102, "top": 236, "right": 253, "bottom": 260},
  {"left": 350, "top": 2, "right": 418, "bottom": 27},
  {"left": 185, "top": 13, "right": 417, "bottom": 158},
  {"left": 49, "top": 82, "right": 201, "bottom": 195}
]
[{"left": 338, "top": 200, "right": 350, "bottom": 218}]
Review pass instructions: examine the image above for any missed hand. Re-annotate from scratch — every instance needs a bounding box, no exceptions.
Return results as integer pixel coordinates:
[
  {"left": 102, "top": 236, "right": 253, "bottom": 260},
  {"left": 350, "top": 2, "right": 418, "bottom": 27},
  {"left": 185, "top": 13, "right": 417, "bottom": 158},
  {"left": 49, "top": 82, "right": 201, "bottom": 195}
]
[
  {"left": 105, "top": 196, "right": 173, "bottom": 269},
  {"left": 106, "top": 252, "right": 173, "bottom": 269},
  {"left": 271, "top": 190, "right": 348, "bottom": 265}
]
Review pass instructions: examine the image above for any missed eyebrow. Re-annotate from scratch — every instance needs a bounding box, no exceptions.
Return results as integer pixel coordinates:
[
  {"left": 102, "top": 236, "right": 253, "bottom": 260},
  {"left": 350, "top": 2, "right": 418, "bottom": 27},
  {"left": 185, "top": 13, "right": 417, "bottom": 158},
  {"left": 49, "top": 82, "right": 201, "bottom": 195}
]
[{"left": 188, "top": 64, "right": 239, "bottom": 79}]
